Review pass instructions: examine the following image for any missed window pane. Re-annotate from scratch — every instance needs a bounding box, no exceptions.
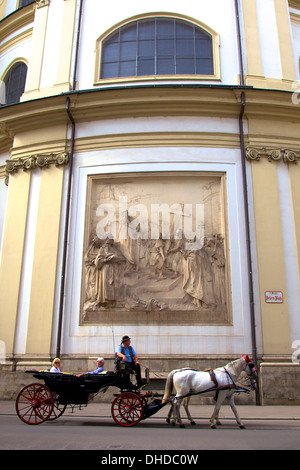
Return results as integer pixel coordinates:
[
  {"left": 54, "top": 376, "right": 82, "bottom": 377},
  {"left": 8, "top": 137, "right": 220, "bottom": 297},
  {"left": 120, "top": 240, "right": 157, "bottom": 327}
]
[
  {"left": 157, "top": 38, "right": 174, "bottom": 57},
  {"left": 176, "top": 58, "right": 195, "bottom": 74},
  {"left": 101, "top": 62, "right": 119, "bottom": 79},
  {"left": 157, "top": 19, "right": 174, "bottom": 39},
  {"left": 19, "top": 0, "right": 35, "bottom": 7},
  {"left": 195, "top": 38, "right": 213, "bottom": 59},
  {"left": 196, "top": 58, "right": 214, "bottom": 75},
  {"left": 139, "top": 21, "right": 155, "bottom": 40},
  {"left": 138, "top": 58, "right": 155, "bottom": 76},
  {"left": 120, "top": 41, "right": 136, "bottom": 60},
  {"left": 138, "top": 39, "right": 155, "bottom": 57},
  {"left": 176, "top": 39, "right": 194, "bottom": 58},
  {"left": 176, "top": 22, "right": 193, "bottom": 39},
  {"left": 119, "top": 61, "right": 136, "bottom": 77},
  {"left": 157, "top": 58, "right": 175, "bottom": 75},
  {"left": 120, "top": 24, "right": 137, "bottom": 41},
  {"left": 102, "top": 42, "right": 119, "bottom": 62}
]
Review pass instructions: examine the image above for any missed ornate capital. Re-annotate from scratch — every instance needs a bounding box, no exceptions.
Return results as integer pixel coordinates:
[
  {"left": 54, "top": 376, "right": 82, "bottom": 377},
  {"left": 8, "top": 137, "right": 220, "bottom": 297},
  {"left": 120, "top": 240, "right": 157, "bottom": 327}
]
[
  {"left": 36, "top": 0, "right": 50, "bottom": 8},
  {"left": 5, "top": 152, "right": 69, "bottom": 176},
  {"left": 245, "top": 147, "right": 282, "bottom": 162},
  {"left": 246, "top": 147, "right": 300, "bottom": 164},
  {"left": 283, "top": 150, "right": 300, "bottom": 164}
]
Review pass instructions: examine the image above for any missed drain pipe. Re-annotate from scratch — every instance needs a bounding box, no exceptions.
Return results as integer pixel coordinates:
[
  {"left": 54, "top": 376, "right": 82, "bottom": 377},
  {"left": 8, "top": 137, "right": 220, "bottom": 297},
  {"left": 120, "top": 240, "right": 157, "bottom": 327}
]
[
  {"left": 239, "top": 93, "right": 260, "bottom": 405},
  {"left": 56, "top": 98, "right": 75, "bottom": 358},
  {"left": 56, "top": 0, "right": 83, "bottom": 357},
  {"left": 234, "top": 0, "right": 260, "bottom": 404},
  {"left": 234, "top": 0, "right": 245, "bottom": 86}
]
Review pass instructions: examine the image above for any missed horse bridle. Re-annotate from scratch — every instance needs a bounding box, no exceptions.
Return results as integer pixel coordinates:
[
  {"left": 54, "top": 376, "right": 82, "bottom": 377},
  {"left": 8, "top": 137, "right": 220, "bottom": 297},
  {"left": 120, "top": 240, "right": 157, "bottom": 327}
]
[
  {"left": 222, "top": 356, "right": 257, "bottom": 391},
  {"left": 242, "top": 355, "right": 258, "bottom": 389}
]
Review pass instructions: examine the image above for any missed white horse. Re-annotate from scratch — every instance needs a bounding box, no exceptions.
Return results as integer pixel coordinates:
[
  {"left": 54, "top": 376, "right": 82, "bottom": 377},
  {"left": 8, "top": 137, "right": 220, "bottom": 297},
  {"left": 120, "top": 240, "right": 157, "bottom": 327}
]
[{"left": 162, "top": 355, "right": 257, "bottom": 429}]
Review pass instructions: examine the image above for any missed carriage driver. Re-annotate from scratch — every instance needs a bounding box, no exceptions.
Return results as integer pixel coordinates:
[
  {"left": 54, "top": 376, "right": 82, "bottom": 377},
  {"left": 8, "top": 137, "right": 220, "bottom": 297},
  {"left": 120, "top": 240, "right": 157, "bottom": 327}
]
[{"left": 115, "top": 336, "right": 145, "bottom": 387}]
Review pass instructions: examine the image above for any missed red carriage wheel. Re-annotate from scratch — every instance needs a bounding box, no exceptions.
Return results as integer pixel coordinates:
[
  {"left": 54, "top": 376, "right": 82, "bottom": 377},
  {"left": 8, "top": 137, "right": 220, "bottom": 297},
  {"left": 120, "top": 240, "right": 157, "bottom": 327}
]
[
  {"left": 15, "top": 383, "right": 54, "bottom": 425},
  {"left": 111, "top": 392, "right": 144, "bottom": 427},
  {"left": 47, "top": 394, "right": 67, "bottom": 421}
]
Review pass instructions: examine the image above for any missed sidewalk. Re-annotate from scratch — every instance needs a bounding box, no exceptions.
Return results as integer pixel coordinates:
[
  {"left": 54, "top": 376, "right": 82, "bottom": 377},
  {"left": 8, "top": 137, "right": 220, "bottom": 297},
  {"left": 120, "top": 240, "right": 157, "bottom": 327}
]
[{"left": 2, "top": 400, "right": 300, "bottom": 421}]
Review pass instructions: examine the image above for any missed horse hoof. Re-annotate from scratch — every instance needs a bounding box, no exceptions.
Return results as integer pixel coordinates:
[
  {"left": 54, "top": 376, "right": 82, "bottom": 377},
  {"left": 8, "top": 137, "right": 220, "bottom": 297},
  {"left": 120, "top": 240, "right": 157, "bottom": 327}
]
[
  {"left": 216, "top": 421, "right": 222, "bottom": 426},
  {"left": 191, "top": 421, "right": 196, "bottom": 426},
  {"left": 166, "top": 418, "right": 170, "bottom": 425},
  {"left": 180, "top": 424, "right": 185, "bottom": 428},
  {"left": 239, "top": 425, "right": 246, "bottom": 429},
  {"left": 172, "top": 421, "right": 176, "bottom": 427},
  {"left": 210, "top": 425, "right": 217, "bottom": 429}
]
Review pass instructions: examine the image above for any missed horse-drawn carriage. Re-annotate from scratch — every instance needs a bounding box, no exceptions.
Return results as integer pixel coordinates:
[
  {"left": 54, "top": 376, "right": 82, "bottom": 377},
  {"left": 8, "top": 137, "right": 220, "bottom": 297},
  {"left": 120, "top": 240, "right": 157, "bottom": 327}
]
[
  {"left": 15, "top": 355, "right": 257, "bottom": 428},
  {"left": 15, "top": 366, "right": 164, "bottom": 426}
]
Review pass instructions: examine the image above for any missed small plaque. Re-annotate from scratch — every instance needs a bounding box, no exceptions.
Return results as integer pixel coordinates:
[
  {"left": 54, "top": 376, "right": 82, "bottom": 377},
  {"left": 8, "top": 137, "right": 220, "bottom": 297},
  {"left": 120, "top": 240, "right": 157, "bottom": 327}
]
[{"left": 265, "top": 291, "right": 283, "bottom": 303}]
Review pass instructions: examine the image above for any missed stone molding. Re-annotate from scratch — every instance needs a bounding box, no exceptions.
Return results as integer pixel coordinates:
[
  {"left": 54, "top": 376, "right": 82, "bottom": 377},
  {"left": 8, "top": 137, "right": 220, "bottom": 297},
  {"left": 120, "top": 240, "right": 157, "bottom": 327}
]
[
  {"left": 5, "top": 152, "right": 69, "bottom": 180},
  {"left": 36, "top": 0, "right": 50, "bottom": 8},
  {"left": 246, "top": 147, "right": 300, "bottom": 163}
]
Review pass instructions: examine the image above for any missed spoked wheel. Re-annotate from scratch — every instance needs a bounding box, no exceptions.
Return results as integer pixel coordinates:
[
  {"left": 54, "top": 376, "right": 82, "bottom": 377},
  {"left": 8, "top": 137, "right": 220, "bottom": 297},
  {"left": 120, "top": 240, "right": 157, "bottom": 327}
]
[
  {"left": 47, "top": 395, "right": 67, "bottom": 421},
  {"left": 15, "top": 383, "right": 54, "bottom": 425},
  {"left": 111, "top": 392, "right": 144, "bottom": 427}
]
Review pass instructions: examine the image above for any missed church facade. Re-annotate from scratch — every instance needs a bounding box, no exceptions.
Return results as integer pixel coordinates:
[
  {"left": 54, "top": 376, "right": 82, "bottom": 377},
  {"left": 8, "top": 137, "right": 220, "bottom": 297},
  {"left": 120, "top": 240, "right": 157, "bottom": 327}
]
[{"left": 1, "top": 0, "right": 300, "bottom": 403}]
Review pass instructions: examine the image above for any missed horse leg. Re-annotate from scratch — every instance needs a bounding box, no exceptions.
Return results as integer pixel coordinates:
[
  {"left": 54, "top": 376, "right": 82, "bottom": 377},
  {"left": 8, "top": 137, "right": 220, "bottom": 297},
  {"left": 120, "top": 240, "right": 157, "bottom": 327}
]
[
  {"left": 209, "top": 392, "right": 226, "bottom": 429},
  {"left": 183, "top": 397, "right": 196, "bottom": 425},
  {"left": 166, "top": 404, "right": 173, "bottom": 425},
  {"left": 173, "top": 397, "right": 185, "bottom": 428},
  {"left": 227, "top": 394, "right": 245, "bottom": 429}
]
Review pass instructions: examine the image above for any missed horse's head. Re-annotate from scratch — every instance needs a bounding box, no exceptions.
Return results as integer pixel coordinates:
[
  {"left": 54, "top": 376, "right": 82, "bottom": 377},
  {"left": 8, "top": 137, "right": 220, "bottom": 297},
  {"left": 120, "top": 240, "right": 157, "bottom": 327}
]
[{"left": 242, "top": 355, "right": 258, "bottom": 390}]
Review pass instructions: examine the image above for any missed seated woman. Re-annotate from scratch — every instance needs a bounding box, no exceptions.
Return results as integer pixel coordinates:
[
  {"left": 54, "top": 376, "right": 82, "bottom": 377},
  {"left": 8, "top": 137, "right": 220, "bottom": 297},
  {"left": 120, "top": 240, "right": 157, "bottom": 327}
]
[{"left": 50, "top": 358, "right": 62, "bottom": 373}]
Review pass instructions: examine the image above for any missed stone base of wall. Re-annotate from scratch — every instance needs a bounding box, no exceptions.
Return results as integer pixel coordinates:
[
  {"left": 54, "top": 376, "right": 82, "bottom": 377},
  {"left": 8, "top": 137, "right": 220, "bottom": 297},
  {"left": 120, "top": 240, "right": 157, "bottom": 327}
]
[{"left": 259, "top": 363, "right": 300, "bottom": 405}]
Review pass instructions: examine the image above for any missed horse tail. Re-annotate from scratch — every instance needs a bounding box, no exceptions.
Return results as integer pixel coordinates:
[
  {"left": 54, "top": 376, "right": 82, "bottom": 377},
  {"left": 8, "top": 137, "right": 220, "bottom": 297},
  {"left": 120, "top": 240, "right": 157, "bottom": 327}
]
[{"left": 162, "top": 370, "right": 176, "bottom": 404}]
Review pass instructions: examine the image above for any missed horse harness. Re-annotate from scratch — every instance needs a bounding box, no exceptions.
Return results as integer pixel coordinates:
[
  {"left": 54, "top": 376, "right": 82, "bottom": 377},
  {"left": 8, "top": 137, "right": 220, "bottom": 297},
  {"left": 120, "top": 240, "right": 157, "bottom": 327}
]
[
  {"left": 206, "top": 368, "right": 236, "bottom": 401},
  {"left": 173, "top": 367, "right": 237, "bottom": 401}
]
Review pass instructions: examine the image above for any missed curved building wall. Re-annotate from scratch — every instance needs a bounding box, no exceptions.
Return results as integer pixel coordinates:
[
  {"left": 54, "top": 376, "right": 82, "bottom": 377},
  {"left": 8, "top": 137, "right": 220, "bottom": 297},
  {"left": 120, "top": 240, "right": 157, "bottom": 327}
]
[{"left": 0, "top": 0, "right": 300, "bottom": 403}]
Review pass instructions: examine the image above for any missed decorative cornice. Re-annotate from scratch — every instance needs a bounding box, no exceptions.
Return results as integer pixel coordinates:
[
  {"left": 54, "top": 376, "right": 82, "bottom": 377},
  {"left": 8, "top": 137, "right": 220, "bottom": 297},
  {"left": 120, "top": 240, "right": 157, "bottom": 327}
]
[
  {"left": 5, "top": 152, "right": 69, "bottom": 177},
  {"left": 246, "top": 147, "right": 300, "bottom": 163}
]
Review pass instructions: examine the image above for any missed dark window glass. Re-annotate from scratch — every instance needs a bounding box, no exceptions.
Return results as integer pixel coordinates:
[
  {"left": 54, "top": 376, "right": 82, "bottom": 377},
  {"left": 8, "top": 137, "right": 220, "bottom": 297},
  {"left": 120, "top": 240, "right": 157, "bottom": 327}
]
[
  {"left": 4, "top": 62, "right": 27, "bottom": 105},
  {"left": 19, "top": 0, "right": 35, "bottom": 7},
  {"left": 100, "top": 18, "right": 214, "bottom": 79}
]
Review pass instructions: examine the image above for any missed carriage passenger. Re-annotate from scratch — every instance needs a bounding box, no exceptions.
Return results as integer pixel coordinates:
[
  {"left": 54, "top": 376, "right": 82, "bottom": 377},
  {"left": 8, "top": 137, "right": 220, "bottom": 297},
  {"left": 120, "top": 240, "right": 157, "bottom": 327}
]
[
  {"left": 76, "top": 357, "right": 104, "bottom": 377},
  {"left": 50, "top": 358, "right": 62, "bottom": 373}
]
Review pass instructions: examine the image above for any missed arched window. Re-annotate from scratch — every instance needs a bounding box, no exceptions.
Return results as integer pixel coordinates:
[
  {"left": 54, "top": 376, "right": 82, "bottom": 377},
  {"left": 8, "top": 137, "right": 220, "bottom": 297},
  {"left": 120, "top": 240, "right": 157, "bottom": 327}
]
[
  {"left": 96, "top": 15, "right": 219, "bottom": 83},
  {"left": 3, "top": 62, "right": 27, "bottom": 105}
]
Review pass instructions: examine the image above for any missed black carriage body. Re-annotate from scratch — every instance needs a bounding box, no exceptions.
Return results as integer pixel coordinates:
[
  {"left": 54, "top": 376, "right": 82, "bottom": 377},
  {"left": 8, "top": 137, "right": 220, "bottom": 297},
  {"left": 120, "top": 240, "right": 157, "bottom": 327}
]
[
  {"left": 27, "top": 370, "right": 133, "bottom": 405},
  {"left": 17, "top": 370, "right": 166, "bottom": 426}
]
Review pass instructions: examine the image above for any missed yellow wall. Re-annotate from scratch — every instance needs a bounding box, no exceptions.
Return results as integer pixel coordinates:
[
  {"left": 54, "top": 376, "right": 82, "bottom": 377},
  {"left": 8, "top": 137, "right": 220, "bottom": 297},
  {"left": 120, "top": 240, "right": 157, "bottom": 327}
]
[
  {"left": 289, "top": 163, "right": 300, "bottom": 278},
  {"left": 0, "top": 171, "right": 31, "bottom": 356},
  {"left": 250, "top": 158, "right": 291, "bottom": 355},
  {"left": 25, "top": 165, "right": 65, "bottom": 355}
]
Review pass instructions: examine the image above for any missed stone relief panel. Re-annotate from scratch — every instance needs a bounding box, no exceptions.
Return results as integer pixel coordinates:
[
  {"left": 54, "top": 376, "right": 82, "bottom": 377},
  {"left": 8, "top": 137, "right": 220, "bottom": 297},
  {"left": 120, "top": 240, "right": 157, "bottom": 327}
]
[{"left": 80, "top": 172, "right": 231, "bottom": 325}]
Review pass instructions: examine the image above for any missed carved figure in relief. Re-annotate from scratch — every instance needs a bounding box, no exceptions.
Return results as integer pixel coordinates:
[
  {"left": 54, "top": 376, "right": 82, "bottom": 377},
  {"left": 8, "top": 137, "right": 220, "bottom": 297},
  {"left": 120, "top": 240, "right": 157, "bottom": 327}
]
[
  {"left": 84, "top": 235, "right": 102, "bottom": 307},
  {"left": 206, "top": 235, "right": 226, "bottom": 305},
  {"left": 94, "top": 238, "right": 126, "bottom": 306},
  {"left": 182, "top": 241, "right": 216, "bottom": 308}
]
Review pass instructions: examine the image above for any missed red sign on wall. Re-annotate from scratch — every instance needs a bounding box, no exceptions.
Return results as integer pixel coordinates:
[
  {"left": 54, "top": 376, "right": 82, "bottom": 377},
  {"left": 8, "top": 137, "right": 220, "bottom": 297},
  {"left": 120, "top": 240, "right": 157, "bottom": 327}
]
[{"left": 265, "top": 291, "right": 283, "bottom": 303}]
